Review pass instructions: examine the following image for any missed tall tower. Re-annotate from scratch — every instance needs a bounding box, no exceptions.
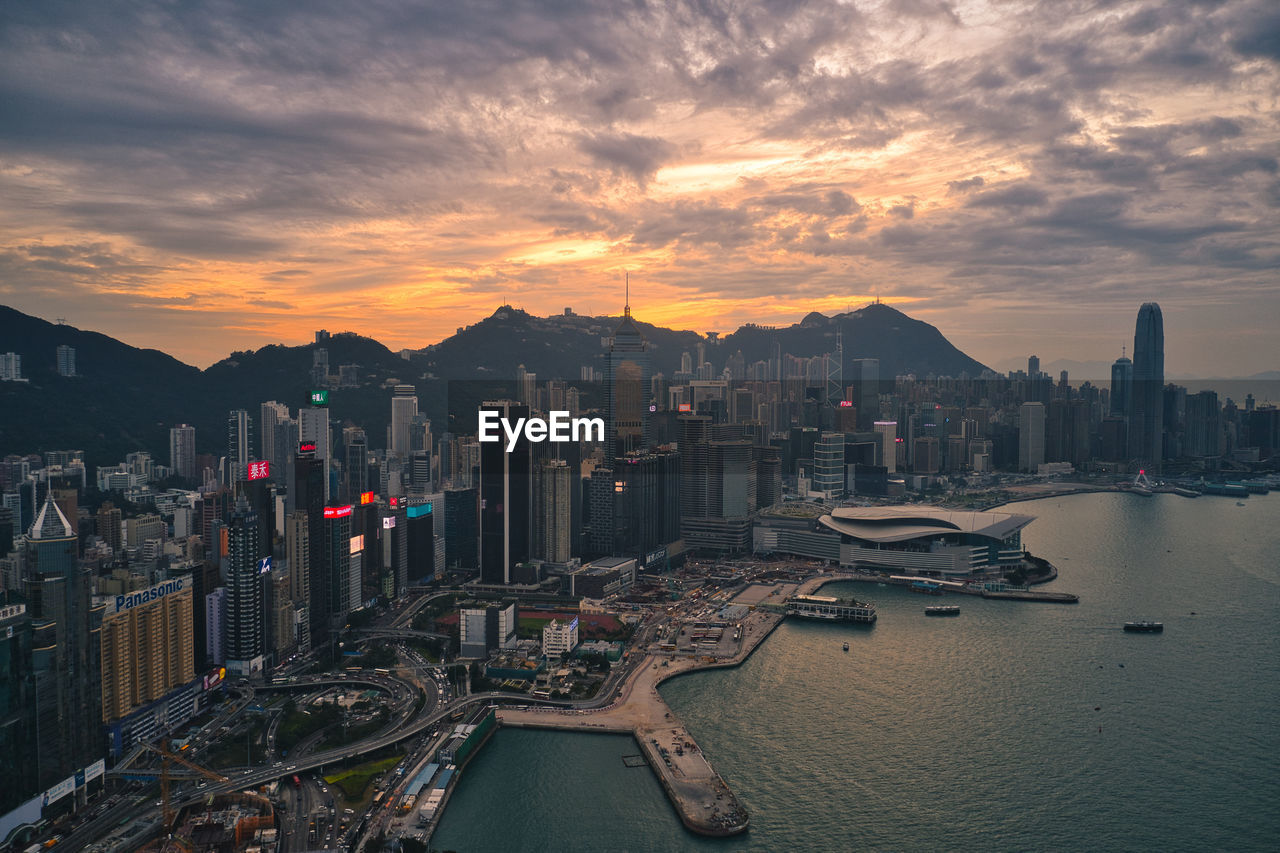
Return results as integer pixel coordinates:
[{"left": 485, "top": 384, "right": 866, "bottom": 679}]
[
  {"left": 24, "top": 495, "right": 103, "bottom": 787},
  {"left": 1110, "top": 349, "right": 1133, "bottom": 418},
  {"left": 390, "top": 385, "right": 418, "bottom": 458},
  {"left": 227, "top": 409, "right": 253, "bottom": 480},
  {"left": 1019, "top": 401, "right": 1046, "bottom": 472},
  {"left": 1128, "top": 303, "right": 1165, "bottom": 472},
  {"left": 225, "top": 496, "right": 264, "bottom": 676},
  {"left": 604, "top": 275, "right": 650, "bottom": 457},
  {"left": 477, "top": 400, "right": 532, "bottom": 585},
  {"left": 169, "top": 423, "right": 197, "bottom": 480}
]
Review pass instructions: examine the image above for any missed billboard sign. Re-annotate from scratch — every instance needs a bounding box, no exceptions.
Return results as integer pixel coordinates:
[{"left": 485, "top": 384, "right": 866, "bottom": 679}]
[
  {"left": 383, "top": 516, "right": 396, "bottom": 529},
  {"left": 107, "top": 575, "right": 190, "bottom": 616},
  {"left": 247, "top": 460, "right": 270, "bottom": 480},
  {"left": 310, "top": 390, "right": 328, "bottom": 406},
  {"left": 298, "top": 441, "right": 317, "bottom": 454},
  {"left": 677, "top": 403, "right": 692, "bottom": 412},
  {"left": 838, "top": 400, "right": 853, "bottom": 408},
  {"left": 85, "top": 758, "right": 105, "bottom": 783},
  {"left": 43, "top": 776, "right": 75, "bottom": 806},
  {"left": 258, "top": 556, "right": 272, "bottom": 575},
  {"left": 323, "top": 505, "right": 353, "bottom": 519},
  {"left": 359, "top": 491, "right": 375, "bottom": 504},
  {"left": 203, "top": 667, "right": 226, "bottom": 690},
  {"left": 407, "top": 502, "right": 432, "bottom": 519},
  {"left": 350, "top": 534, "right": 364, "bottom": 554}
]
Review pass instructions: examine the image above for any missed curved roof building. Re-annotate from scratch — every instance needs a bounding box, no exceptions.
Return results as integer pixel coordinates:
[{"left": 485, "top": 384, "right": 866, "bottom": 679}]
[{"left": 754, "top": 505, "right": 1034, "bottom": 577}]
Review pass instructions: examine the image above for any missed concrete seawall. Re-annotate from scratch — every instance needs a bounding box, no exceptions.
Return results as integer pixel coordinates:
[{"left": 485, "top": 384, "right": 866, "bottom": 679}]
[{"left": 497, "top": 608, "right": 783, "bottom": 837}]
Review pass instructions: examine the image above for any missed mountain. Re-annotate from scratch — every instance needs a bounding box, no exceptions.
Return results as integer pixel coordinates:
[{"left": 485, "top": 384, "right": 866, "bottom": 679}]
[
  {"left": 716, "top": 302, "right": 990, "bottom": 379},
  {"left": 0, "top": 301, "right": 992, "bottom": 469}
]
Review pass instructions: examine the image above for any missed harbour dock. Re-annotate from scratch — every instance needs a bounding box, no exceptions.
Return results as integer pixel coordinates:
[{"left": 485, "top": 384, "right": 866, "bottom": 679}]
[{"left": 497, "top": 607, "right": 783, "bottom": 836}]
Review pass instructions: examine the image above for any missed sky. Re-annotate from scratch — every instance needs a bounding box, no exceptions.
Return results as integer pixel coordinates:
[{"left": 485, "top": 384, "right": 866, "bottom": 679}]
[{"left": 1, "top": 0, "right": 1277, "bottom": 376}]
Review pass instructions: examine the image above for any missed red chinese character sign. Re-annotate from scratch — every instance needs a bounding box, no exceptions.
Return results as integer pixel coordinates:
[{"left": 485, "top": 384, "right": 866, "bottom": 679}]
[{"left": 247, "top": 460, "right": 270, "bottom": 480}]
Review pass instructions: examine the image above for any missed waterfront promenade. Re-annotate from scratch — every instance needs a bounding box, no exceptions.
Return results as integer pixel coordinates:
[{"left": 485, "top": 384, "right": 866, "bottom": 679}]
[{"left": 498, "top": 607, "right": 784, "bottom": 836}]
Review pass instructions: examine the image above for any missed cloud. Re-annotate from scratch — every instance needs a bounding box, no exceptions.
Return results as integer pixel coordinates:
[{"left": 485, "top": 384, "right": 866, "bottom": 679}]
[{"left": 0, "top": 0, "right": 1275, "bottom": 375}]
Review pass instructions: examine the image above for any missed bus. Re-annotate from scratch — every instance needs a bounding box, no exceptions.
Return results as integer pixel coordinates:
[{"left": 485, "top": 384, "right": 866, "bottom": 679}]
[{"left": 292, "top": 775, "right": 302, "bottom": 789}]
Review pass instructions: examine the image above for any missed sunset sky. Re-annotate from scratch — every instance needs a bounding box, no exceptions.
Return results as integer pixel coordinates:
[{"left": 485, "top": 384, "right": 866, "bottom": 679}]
[{"left": 1, "top": 0, "right": 1277, "bottom": 376}]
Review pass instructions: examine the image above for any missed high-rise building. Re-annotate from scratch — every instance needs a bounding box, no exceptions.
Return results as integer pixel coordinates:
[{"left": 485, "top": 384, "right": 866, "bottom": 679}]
[
  {"left": 850, "top": 359, "right": 880, "bottom": 430},
  {"left": 604, "top": 291, "right": 650, "bottom": 457},
  {"left": 390, "top": 385, "right": 418, "bottom": 459},
  {"left": 458, "top": 600, "right": 518, "bottom": 658},
  {"left": 205, "top": 588, "right": 226, "bottom": 666},
  {"left": 56, "top": 344, "right": 76, "bottom": 377},
  {"left": 1019, "top": 402, "right": 1046, "bottom": 472},
  {"left": 299, "top": 406, "right": 331, "bottom": 499},
  {"left": 170, "top": 423, "right": 197, "bottom": 481},
  {"left": 534, "top": 459, "right": 573, "bottom": 563},
  {"left": 0, "top": 352, "right": 23, "bottom": 382},
  {"left": 285, "top": 510, "right": 311, "bottom": 652},
  {"left": 1028, "top": 355, "right": 1041, "bottom": 378},
  {"left": 873, "top": 421, "right": 898, "bottom": 474},
  {"left": 320, "top": 505, "right": 353, "bottom": 635},
  {"left": 97, "top": 574, "right": 195, "bottom": 724},
  {"left": 0, "top": 602, "right": 39, "bottom": 814},
  {"left": 227, "top": 409, "right": 253, "bottom": 481},
  {"left": 813, "top": 432, "right": 846, "bottom": 497},
  {"left": 24, "top": 496, "right": 104, "bottom": 789},
  {"left": 1110, "top": 352, "right": 1133, "bottom": 418},
  {"left": 225, "top": 496, "right": 264, "bottom": 677},
  {"left": 477, "top": 400, "right": 532, "bottom": 585},
  {"left": 1128, "top": 302, "right": 1165, "bottom": 472},
  {"left": 343, "top": 428, "right": 369, "bottom": 501},
  {"left": 259, "top": 401, "right": 292, "bottom": 475}
]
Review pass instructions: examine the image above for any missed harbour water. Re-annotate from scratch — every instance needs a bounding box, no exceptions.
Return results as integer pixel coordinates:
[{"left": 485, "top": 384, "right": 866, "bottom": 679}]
[{"left": 433, "top": 492, "right": 1280, "bottom": 852}]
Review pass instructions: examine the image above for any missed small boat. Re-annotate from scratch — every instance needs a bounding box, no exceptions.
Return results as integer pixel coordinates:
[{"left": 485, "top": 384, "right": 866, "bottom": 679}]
[
  {"left": 842, "top": 642, "right": 849, "bottom": 652},
  {"left": 925, "top": 605, "right": 960, "bottom": 616},
  {"left": 1123, "top": 621, "right": 1163, "bottom": 632},
  {"left": 1236, "top": 501, "right": 1247, "bottom": 507}
]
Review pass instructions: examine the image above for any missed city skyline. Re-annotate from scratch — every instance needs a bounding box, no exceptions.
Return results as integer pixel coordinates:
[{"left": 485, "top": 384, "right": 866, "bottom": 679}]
[{"left": 1, "top": 1, "right": 1277, "bottom": 375}]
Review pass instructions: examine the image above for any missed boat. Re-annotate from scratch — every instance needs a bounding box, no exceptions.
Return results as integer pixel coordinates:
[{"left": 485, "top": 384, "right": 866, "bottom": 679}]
[
  {"left": 1236, "top": 501, "right": 1247, "bottom": 507},
  {"left": 784, "top": 594, "right": 876, "bottom": 623},
  {"left": 1123, "top": 621, "right": 1163, "bottom": 632},
  {"left": 909, "top": 580, "right": 943, "bottom": 595},
  {"left": 925, "top": 605, "right": 960, "bottom": 616},
  {"left": 1128, "top": 486, "right": 1153, "bottom": 497},
  {"left": 842, "top": 642, "right": 849, "bottom": 652}
]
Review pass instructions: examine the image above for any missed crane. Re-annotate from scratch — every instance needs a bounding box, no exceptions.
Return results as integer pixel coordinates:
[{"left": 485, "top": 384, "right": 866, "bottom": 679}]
[{"left": 138, "top": 742, "right": 229, "bottom": 839}]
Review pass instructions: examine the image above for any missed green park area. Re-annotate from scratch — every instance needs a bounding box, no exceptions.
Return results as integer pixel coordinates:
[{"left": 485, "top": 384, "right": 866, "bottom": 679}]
[{"left": 323, "top": 754, "right": 403, "bottom": 802}]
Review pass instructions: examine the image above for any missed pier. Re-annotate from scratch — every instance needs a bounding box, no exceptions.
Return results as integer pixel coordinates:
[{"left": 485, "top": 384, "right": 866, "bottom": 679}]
[{"left": 497, "top": 608, "right": 783, "bottom": 836}]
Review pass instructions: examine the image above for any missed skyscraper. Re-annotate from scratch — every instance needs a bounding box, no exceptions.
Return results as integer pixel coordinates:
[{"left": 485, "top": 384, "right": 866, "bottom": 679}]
[
  {"left": 1019, "top": 402, "right": 1046, "bottom": 472},
  {"left": 170, "top": 423, "right": 197, "bottom": 480},
  {"left": 298, "top": 405, "right": 331, "bottom": 499},
  {"left": 850, "top": 358, "right": 880, "bottom": 430},
  {"left": 227, "top": 409, "right": 253, "bottom": 480},
  {"left": 604, "top": 287, "right": 650, "bottom": 457},
  {"left": 534, "top": 458, "right": 572, "bottom": 563},
  {"left": 390, "top": 385, "right": 418, "bottom": 458},
  {"left": 55, "top": 344, "right": 76, "bottom": 377},
  {"left": 1110, "top": 351, "right": 1133, "bottom": 418},
  {"left": 1128, "top": 302, "right": 1165, "bottom": 472},
  {"left": 260, "top": 400, "right": 292, "bottom": 475},
  {"left": 478, "top": 400, "right": 532, "bottom": 585},
  {"left": 225, "top": 496, "right": 264, "bottom": 677},
  {"left": 24, "top": 495, "right": 104, "bottom": 788}
]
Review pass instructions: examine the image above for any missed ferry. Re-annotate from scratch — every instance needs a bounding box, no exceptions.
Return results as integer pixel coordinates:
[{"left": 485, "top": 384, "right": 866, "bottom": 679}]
[
  {"left": 925, "top": 605, "right": 960, "bottom": 616},
  {"left": 784, "top": 594, "right": 876, "bottom": 623},
  {"left": 1123, "top": 621, "right": 1163, "bottom": 633}
]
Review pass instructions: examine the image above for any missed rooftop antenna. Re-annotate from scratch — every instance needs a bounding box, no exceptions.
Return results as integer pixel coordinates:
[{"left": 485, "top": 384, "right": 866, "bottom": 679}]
[
  {"left": 625, "top": 272, "right": 631, "bottom": 318},
  {"left": 1122, "top": 345, "right": 1126, "bottom": 358},
  {"left": 56, "top": 317, "right": 65, "bottom": 325}
]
